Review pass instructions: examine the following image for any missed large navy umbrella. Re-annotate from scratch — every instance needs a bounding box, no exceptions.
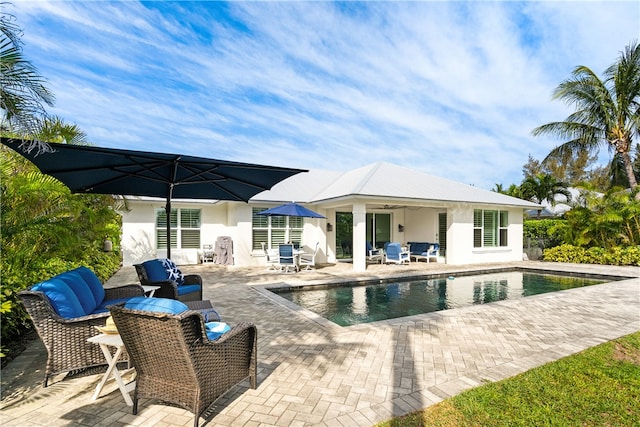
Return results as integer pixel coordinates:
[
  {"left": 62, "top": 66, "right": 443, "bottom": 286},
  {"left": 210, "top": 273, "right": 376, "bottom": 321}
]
[
  {"left": 2, "top": 137, "right": 305, "bottom": 258},
  {"left": 257, "top": 202, "right": 325, "bottom": 218}
]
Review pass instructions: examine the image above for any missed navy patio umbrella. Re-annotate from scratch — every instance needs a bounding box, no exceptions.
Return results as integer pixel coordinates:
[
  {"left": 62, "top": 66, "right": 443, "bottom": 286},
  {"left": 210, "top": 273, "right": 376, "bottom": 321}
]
[
  {"left": 2, "top": 137, "right": 305, "bottom": 258},
  {"left": 257, "top": 202, "right": 326, "bottom": 218}
]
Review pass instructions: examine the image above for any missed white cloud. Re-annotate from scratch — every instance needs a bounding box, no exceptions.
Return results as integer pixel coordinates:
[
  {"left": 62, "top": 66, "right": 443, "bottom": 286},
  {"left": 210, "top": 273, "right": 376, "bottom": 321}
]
[{"left": 11, "top": 0, "right": 640, "bottom": 189}]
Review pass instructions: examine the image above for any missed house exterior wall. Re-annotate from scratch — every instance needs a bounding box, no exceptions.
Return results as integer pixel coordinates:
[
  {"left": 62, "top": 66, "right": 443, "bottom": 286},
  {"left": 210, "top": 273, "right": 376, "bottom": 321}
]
[
  {"left": 121, "top": 202, "right": 157, "bottom": 266},
  {"left": 404, "top": 207, "right": 439, "bottom": 243},
  {"left": 120, "top": 200, "right": 525, "bottom": 268},
  {"left": 121, "top": 200, "right": 231, "bottom": 266},
  {"left": 445, "top": 204, "right": 524, "bottom": 265}
]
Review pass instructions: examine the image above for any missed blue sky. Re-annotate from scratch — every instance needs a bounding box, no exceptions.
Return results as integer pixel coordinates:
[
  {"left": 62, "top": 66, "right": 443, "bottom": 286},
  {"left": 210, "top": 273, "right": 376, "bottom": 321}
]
[{"left": 11, "top": 1, "right": 640, "bottom": 190}]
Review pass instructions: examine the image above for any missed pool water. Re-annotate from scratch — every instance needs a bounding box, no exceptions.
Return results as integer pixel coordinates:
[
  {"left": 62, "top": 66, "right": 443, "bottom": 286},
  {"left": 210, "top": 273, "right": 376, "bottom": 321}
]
[{"left": 273, "top": 271, "right": 609, "bottom": 326}]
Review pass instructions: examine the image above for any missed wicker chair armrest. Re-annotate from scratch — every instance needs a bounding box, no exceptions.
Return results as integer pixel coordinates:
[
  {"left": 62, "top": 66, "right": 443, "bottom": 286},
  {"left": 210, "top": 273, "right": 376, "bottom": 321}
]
[
  {"left": 183, "top": 274, "right": 202, "bottom": 286},
  {"left": 104, "top": 284, "right": 145, "bottom": 300},
  {"left": 57, "top": 311, "right": 111, "bottom": 325},
  {"left": 192, "top": 321, "right": 258, "bottom": 389},
  {"left": 140, "top": 279, "right": 176, "bottom": 286},
  {"left": 199, "top": 322, "right": 256, "bottom": 347},
  {"left": 185, "top": 300, "right": 220, "bottom": 321},
  {"left": 144, "top": 280, "right": 180, "bottom": 299}
]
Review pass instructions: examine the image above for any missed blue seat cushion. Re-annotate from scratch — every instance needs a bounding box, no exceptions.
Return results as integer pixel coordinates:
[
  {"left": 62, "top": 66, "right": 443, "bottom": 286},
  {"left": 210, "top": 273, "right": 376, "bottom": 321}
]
[
  {"left": 124, "top": 296, "right": 188, "bottom": 314},
  {"left": 32, "top": 278, "right": 86, "bottom": 319},
  {"left": 386, "top": 243, "right": 401, "bottom": 257},
  {"left": 56, "top": 270, "right": 98, "bottom": 314},
  {"left": 176, "top": 284, "right": 201, "bottom": 296},
  {"left": 205, "top": 322, "right": 230, "bottom": 341},
  {"left": 408, "top": 242, "right": 429, "bottom": 254},
  {"left": 74, "top": 266, "right": 105, "bottom": 304}
]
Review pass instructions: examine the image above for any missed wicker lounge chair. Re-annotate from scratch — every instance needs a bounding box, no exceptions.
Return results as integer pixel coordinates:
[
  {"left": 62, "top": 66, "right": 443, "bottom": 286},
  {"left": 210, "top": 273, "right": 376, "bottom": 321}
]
[
  {"left": 109, "top": 300, "right": 258, "bottom": 427},
  {"left": 134, "top": 258, "right": 203, "bottom": 302},
  {"left": 18, "top": 267, "right": 146, "bottom": 387}
]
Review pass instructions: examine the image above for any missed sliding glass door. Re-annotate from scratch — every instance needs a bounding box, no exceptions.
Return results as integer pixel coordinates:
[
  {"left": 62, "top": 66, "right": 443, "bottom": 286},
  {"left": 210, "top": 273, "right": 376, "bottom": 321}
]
[
  {"left": 335, "top": 212, "right": 392, "bottom": 259},
  {"left": 367, "top": 213, "right": 391, "bottom": 249}
]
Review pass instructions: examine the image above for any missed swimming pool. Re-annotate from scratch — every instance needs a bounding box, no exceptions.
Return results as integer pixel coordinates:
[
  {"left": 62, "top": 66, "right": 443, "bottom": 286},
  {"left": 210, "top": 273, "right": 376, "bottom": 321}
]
[{"left": 271, "top": 270, "right": 612, "bottom": 326}]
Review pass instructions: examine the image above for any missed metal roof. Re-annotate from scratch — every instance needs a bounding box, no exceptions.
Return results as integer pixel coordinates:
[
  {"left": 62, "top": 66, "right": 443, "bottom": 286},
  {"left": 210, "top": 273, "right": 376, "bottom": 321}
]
[{"left": 252, "top": 162, "right": 541, "bottom": 208}]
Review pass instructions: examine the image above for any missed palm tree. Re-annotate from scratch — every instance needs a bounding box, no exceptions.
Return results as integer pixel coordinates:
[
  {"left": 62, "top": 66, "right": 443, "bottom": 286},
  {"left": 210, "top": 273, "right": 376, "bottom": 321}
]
[
  {"left": 520, "top": 173, "right": 572, "bottom": 219},
  {"left": 492, "top": 183, "right": 523, "bottom": 198},
  {"left": 1, "top": 7, "right": 54, "bottom": 151},
  {"left": 532, "top": 41, "right": 640, "bottom": 199},
  {"left": 39, "top": 116, "right": 89, "bottom": 145}
]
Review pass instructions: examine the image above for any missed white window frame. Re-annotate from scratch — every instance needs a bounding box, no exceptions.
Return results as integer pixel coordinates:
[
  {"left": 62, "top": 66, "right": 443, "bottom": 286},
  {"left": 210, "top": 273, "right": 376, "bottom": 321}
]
[
  {"left": 252, "top": 207, "right": 303, "bottom": 250},
  {"left": 474, "top": 209, "right": 508, "bottom": 248},
  {"left": 156, "top": 208, "right": 201, "bottom": 249}
]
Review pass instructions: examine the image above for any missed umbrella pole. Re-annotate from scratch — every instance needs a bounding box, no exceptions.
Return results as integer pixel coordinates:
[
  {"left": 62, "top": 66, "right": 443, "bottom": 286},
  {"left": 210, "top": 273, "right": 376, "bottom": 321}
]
[{"left": 166, "top": 198, "right": 172, "bottom": 259}]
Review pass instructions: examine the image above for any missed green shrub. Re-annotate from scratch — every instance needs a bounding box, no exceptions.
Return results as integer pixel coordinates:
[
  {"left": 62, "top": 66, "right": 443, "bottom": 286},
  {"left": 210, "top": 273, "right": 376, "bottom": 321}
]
[
  {"left": 1, "top": 148, "right": 125, "bottom": 359},
  {"left": 524, "top": 219, "right": 565, "bottom": 249},
  {"left": 0, "top": 250, "right": 122, "bottom": 357},
  {"left": 543, "top": 244, "right": 640, "bottom": 266}
]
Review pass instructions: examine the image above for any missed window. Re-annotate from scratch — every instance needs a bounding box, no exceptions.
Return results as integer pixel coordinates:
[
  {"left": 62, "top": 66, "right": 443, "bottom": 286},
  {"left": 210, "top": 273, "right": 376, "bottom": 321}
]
[
  {"left": 252, "top": 207, "right": 303, "bottom": 250},
  {"left": 474, "top": 209, "right": 508, "bottom": 248},
  {"left": 156, "top": 208, "right": 201, "bottom": 249}
]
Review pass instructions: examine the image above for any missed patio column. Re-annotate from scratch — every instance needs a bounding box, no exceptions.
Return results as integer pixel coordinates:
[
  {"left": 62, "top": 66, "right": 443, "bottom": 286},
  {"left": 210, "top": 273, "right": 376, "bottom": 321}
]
[{"left": 352, "top": 201, "right": 366, "bottom": 272}]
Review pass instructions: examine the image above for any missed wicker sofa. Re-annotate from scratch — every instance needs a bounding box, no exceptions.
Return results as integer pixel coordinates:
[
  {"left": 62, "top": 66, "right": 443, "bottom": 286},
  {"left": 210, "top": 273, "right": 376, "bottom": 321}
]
[
  {"left": 18, "top": 266, "right": 145, "bottom": 387},
  {"left": 134, "top": 258, "right": 203, "bottom": 302},
  {"left": 109, "top": 298, "right": 257, "bottom": 427}
]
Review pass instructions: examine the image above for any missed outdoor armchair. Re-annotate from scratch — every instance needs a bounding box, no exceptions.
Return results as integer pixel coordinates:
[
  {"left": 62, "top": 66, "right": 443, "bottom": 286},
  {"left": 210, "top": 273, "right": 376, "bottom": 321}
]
[
  {"left": 18, "top": 266, "right": 145, "bottom": 387},
  {"left": 385, "top": 242, "right": 410, "bottom": 264},
  {"left": 109, "top": 298, "right": 258, "bottom": 427},
  {"left": 366, "top": 241, "right": 383, "bottom": 264},
  {"left": 134, "top": 258, "right": 203, "bottom": 302}
]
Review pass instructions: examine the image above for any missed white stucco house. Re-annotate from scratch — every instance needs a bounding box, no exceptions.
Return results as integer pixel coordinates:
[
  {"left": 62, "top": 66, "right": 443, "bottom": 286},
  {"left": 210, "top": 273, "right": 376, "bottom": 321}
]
[{"left": 120, "top": 162, "right": 540, "bottom": 272}]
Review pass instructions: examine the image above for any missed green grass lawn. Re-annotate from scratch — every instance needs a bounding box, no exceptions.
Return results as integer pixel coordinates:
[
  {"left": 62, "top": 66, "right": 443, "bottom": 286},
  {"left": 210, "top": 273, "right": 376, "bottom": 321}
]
[{"left": 376, "top": 332, "right": 640, "bottom": 427}]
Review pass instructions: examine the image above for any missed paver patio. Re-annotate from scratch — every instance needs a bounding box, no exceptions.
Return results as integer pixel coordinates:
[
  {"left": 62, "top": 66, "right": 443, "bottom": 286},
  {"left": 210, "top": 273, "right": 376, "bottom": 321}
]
[{"left": 1, "top": 261, "right": 639, "bottom": 427}]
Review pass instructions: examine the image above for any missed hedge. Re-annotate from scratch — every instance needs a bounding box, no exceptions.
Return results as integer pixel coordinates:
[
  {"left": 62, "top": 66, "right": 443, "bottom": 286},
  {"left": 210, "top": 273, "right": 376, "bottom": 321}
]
[{"left": 542, "top": 244, "right": 640, "bottom": 266}]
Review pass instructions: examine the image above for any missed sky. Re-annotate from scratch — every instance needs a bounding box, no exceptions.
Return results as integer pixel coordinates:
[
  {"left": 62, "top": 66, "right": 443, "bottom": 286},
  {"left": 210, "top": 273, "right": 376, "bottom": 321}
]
[{"left": 9, "top": 1, "right": 640, "bottom": 190}]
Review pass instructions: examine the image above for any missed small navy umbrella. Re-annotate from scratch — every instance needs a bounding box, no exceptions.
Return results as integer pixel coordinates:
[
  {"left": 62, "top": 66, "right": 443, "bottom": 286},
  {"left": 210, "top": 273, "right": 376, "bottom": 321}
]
[{"left": 257, "top": 202, "right": 325, "bottom": 218}]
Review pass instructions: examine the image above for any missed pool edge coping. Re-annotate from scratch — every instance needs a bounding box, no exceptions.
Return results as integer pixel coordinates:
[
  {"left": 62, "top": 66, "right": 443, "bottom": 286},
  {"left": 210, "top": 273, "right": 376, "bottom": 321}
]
[{"left": 251, "top": 263, "right": 638, "bottom": 333}]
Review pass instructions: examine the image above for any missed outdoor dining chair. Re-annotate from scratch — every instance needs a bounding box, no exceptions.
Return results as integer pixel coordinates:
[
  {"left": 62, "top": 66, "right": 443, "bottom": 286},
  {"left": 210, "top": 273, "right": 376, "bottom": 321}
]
[
  {"left": 261, "top": 242, "right": 280, "bottom": 271},
  {"left": 299, "top": 242, "right": 319, "bottom": 271},
  {"left": 277, "top": 244, "right": 297, "bottom": 273}
]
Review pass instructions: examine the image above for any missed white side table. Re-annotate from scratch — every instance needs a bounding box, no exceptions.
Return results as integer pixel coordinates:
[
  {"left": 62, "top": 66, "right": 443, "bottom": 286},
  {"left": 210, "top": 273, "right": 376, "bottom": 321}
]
[
  {"left": 87, "top": 333, "right": 135, "bottom": 406},
  {"left": 141, "top": 285, "right": 160, "bottom": 297}
]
